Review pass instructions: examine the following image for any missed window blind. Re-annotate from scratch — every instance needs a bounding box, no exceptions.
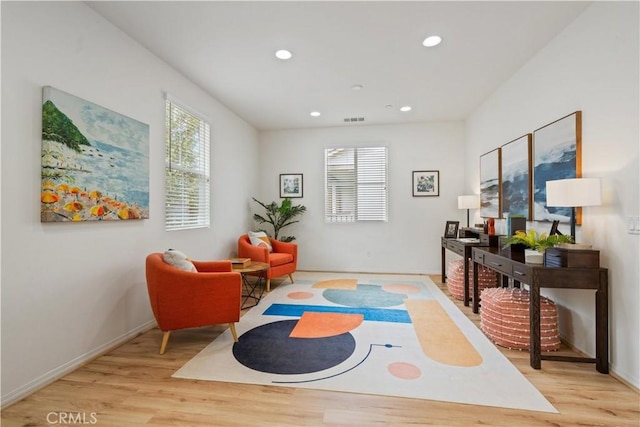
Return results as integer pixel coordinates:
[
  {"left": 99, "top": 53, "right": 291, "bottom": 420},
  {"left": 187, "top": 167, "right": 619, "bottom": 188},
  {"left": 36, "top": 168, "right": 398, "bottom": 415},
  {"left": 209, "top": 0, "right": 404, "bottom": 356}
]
[
  {"left": 325, "top": 146, "right": 388, "bottom": 222},
  {"left": 165, "top": 101, "right": 210, "bottom": 231}
]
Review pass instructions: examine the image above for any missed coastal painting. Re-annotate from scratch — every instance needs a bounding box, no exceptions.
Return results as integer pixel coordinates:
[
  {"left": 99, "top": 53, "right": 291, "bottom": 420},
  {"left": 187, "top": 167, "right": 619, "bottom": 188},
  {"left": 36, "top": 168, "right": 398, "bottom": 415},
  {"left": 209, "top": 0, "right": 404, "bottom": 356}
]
[
  {"left": 480, "top": 148, "right": 501, "bottom": 218},
  {"left": 533, "top": 111, "right": 581, "bottom": 223},
  {"left": 41, "top": 87, "right": 149, "bottom": 222},
  {"left": 500, "top": 134, "right": 532, "bottom": 219}
]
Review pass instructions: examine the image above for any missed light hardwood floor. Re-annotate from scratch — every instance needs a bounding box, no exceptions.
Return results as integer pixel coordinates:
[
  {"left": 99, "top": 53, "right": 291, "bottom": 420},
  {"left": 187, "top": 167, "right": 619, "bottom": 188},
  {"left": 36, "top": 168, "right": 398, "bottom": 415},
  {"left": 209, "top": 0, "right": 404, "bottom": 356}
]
[{"left": 2, "top": 273, "right": 638, "bottom": 426}]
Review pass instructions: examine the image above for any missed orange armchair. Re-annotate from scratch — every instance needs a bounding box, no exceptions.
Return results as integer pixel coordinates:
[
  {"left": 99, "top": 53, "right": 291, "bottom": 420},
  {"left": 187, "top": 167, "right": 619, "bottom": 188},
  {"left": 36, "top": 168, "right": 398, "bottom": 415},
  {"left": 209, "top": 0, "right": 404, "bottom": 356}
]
[
  {"left": 145, "top": 253, "right": 242, "bottom": 354},
  {"left": 237, "top": 234, "right": 297, "bottom": 292}
]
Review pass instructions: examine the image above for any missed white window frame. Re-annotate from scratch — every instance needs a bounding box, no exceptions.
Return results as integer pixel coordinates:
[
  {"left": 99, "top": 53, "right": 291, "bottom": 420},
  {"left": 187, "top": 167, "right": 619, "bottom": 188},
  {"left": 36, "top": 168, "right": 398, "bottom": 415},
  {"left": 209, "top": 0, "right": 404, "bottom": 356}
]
[
  {"left": 324, "top": 146, "right": 388, "bottom": 223},
  {"left": 164, "top": 98, "right": 211, "bottom": 231}
]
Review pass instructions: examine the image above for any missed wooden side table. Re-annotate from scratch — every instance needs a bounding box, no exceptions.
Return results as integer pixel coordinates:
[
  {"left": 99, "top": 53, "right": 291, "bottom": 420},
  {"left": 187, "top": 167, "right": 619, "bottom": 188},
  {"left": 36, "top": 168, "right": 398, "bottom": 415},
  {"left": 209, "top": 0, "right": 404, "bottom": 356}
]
[{"left": 232, "top": 261, "right": 269, "bottom": 309}]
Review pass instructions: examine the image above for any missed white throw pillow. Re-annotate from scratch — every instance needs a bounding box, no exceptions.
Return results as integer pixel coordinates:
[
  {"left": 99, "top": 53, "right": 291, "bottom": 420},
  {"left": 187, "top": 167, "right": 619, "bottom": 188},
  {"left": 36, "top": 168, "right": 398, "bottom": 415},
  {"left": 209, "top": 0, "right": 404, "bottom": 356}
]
[
  {"left": 163, "top": 249, "right": 197, "bottom": 272},
  {"left": 248, "top": 231, "right": 273, "bottom": 252}
]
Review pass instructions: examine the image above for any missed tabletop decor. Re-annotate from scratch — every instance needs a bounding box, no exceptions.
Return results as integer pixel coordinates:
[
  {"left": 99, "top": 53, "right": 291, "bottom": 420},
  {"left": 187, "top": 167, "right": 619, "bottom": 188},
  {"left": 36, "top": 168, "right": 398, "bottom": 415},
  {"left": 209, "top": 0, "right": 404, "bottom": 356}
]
[{"left": 503, "top": 229, "right": 574, "bottom": 263}]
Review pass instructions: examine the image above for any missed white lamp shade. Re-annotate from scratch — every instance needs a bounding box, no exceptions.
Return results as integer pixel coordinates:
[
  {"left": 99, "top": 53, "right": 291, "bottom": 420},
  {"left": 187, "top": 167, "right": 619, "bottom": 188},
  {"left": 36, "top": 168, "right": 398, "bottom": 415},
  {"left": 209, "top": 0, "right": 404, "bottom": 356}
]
[
  {"left": 546, "top": 178, "right": 602, "bottom": 207},
  {"left": 458, "top": 195, "right": 480, "bottom": 209}
]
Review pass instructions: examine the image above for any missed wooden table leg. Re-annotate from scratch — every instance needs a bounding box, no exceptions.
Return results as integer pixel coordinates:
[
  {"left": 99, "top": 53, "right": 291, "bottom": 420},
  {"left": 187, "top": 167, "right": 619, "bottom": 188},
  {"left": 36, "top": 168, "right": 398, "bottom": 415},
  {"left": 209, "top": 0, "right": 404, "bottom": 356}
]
[
  {"left": 595, "top": 270, "right": 609, "bottom": 374},
  {"left": 530, "top": 283, "right": 542, "bottom": 370},
  {"left": 441, "top": 244, "right": 447, "bottom": 283},
  {"left": 463, "top": 248, "right": 470, "bottom": 307},
  {"left": 472, "top": 261, "right": 479, "bottom": 314}
]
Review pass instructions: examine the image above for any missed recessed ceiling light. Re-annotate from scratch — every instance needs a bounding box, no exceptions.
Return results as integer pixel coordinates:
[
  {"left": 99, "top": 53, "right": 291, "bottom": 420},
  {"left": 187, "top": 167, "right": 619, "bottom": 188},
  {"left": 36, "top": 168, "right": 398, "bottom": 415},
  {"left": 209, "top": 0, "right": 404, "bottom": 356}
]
[
  {"left": 310, "top": 111, "right": 321, "bottom": 117},
  {"left": 422, "top": 36, "right": 442, "bottom": 47},
  {"left": 275, "top": 49, "right": 292, "bottom": 60},
  {"left": 351, "top": 84, "right": 363, "bottom": 91},
  {"left": 400, "top": 106, "right": 412, "bottom": 112}
]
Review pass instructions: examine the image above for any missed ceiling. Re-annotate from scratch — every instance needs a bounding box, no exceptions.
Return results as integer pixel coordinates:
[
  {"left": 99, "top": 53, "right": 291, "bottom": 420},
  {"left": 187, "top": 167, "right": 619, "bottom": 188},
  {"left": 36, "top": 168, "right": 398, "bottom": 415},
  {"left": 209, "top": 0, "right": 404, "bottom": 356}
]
[{"left": 88, "top": 1, "right": 591, "bottom": 131}]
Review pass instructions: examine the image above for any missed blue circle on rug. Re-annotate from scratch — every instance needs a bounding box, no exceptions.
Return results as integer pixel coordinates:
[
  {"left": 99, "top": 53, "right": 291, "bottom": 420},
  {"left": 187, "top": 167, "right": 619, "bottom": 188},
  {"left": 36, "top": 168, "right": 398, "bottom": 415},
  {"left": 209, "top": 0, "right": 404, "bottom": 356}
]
[
  {"left": 232, "top": 319, "right": 356, "bottom": 374},
  {"left": 323, "top": 284, "right": 406, "bottom": 307}
]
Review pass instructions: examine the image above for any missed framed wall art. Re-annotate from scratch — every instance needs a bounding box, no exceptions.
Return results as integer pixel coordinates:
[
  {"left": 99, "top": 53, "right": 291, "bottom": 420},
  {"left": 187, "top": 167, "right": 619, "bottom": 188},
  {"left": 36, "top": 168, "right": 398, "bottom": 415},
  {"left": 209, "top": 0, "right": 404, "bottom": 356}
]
[
  {"left": 479, "top": 148, "right": 501, "bottom": 218},
  {"left": 533, "top": 111, "right": 582, "bottom": 223},
  {"left": 280, "top": 173, "right": 303, "bottom": 198},
  {"left": 412, "top": 170, "right": 439, "bottom": 197},
  {"left": 500, "top": 134, "right": 532, "bottom": 219},
  {"left": 41, "top": 86, "right": 149, "bottom": 222}
]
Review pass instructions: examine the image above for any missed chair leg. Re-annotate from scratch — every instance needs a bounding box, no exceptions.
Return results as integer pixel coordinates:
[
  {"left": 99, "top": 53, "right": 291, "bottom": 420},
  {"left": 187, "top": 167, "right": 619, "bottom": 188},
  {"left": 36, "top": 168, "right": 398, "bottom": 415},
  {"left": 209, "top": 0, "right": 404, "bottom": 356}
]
[
  {"left": 266, "top": 278, "right": 271, "bottom": 292},
  {"left": 160, "top": 331, "right": 171, "bottom": 355},
  {"left": 229, "top": 323, "right": 239, "bottom": 342},
  {"left": 288, "top": 273, "right": 294, "bottom": 283}
]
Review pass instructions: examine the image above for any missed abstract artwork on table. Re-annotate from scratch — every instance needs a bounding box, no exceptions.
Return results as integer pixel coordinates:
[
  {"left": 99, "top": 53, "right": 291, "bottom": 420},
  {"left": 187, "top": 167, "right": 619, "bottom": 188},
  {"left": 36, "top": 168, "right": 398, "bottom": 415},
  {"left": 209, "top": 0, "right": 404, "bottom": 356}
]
[
  {"left": 533, "top": 111, "right": 582, "bottom": 223},
  {"left": 480, "top": 148, "right": 501, "bottom": 218},
  {"left": 41, "top": 87, "right": 149, "bottom": 222},
  {"left": 500, "top": 134, "right": 532, "bottom": 219}
]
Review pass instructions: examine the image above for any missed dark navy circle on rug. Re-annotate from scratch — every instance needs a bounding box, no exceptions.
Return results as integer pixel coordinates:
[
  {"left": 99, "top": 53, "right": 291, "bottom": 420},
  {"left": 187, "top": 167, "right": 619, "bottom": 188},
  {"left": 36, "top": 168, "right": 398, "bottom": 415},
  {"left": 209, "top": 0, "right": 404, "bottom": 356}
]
[{"left": 232, "top": 319, "right": 356, "bottom": 375}]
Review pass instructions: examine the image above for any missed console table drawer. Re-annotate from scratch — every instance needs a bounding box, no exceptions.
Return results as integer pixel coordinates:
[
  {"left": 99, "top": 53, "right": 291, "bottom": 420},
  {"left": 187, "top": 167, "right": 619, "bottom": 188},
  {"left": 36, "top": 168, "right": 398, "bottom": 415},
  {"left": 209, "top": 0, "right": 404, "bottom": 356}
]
[
  {"left": 544, "top": 247, "right": 600, "bottom": 268},
  {"left": 446, "top": 241, "right": 464, "bottom": 256},
  {"left": 512, "top": 264, "right": 533, "bottom": 282},
  {"left": 479, "top": 233, "right": 501, "bottom": 247},
  {"left": 483, "top": 252, "right": 512, "bottom": 276},
  {"left": 473, "top": 250, "right": 485, "bottom": 264}
]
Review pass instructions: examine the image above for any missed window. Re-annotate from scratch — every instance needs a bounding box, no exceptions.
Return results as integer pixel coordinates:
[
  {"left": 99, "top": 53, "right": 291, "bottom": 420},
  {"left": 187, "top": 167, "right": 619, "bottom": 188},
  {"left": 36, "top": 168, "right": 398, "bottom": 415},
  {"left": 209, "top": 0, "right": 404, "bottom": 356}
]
[
  {"left": 324, "top": 146, "right": 388, "bottom": 222},
  {"left": 165, "top": 100, "right": 210, "bottom": 231}
]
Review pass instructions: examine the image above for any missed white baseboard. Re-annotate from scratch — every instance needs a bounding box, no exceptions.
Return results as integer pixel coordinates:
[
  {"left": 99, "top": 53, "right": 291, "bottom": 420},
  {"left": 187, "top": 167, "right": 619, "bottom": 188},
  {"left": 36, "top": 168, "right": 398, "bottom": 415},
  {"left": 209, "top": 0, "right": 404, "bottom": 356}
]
[{"left": 1, "top": 320, "right": 157, "bottom": 409}]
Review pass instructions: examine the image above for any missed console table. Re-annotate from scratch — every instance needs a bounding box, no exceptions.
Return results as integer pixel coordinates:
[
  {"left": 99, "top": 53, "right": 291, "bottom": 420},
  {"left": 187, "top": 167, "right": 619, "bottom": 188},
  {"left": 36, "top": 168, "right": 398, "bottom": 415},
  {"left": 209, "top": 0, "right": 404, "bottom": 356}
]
[
  {"left": 441, "top": 237, "right": 483, "bottom": 307},
  {"left": 471, "top": 246, "right": 609, "bottom": 373},
  {"left": 441, "top": 229, "right": 501, "bottom": 307}
]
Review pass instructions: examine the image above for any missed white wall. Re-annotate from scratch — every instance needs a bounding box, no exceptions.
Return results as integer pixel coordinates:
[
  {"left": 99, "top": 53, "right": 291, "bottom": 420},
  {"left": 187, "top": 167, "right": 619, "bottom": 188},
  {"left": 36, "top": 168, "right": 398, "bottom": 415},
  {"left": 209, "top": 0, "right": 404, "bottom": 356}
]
[
  {"left": 1, "top": 2, "right": 259, "bottom": 405},
  {"left": 465, "top": 2, "right": 639, "bottom": 387},
  {"left": 259, "top": 122, "right": 466, "bottom": 274}
]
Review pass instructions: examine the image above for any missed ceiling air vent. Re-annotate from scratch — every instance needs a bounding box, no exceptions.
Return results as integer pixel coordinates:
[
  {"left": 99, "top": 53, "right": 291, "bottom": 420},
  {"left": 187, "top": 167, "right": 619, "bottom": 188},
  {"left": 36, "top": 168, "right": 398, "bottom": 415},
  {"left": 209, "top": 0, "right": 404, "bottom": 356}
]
[{"left": 343, "top": 117, "right": 365, "bottom": 123}]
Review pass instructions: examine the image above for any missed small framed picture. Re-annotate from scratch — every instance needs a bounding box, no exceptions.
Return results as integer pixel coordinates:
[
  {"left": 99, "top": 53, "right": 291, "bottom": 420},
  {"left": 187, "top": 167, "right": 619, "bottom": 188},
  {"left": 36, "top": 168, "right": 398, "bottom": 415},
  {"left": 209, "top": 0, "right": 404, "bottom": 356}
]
[
  {"left": 280, "top": 173, "right": 303, "bottom": 198},
  {"left": 444, "top": 221, "right": 459, "bottom": 238},
  {"left": 413, "top": 170, "right": 439, "bottom": 197}
]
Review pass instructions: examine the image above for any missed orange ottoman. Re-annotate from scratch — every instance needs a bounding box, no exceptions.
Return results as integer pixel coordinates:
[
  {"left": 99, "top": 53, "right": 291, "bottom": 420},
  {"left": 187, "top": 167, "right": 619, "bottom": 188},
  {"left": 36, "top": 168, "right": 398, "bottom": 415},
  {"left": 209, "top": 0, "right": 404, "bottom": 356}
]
[
  {"left": 446, "top": 259, "right": 498, "bottom": 301},
  {"left": 480, "top": 288, "right": 560, "bottom": 351}
]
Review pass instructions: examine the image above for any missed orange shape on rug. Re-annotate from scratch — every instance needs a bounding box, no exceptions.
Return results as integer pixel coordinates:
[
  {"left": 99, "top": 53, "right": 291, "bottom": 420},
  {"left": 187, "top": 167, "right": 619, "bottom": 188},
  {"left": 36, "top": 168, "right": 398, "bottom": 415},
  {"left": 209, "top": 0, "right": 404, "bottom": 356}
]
[
  {"left": 290, "top": 312, "right": 364, "bottom": 338},
  {"left": 312, "top": 279, "right": 358, "bottom": 290},
  {"left": 388, "top": 362, "right": 422, "bottom": 380},
  {"left": 287, "top": 291, "right": 314, "bottom": 300},
  {"left": 405, "top": 299, "right": 482, "bottom": 367}
]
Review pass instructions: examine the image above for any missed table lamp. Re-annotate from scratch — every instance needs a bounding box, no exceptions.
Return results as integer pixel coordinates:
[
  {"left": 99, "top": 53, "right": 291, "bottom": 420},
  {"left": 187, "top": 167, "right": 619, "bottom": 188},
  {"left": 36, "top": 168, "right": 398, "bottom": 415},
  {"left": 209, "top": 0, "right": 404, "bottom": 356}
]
[
  {"left": 458, "top": 195, "right": 480, "bottom": 228},
  {"left": 545, "top": 178, "right": 602, "bottom": 241}
]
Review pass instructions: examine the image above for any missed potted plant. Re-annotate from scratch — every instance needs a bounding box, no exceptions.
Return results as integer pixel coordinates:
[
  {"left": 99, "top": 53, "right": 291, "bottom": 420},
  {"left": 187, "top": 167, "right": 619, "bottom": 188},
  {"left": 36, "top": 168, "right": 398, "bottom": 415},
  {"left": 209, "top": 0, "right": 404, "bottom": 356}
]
[
  {"left": 252, "top": 197, "right": 307, "bottom": 242},
  {"left": 503, "top": 229, "right": 573, "bottom": 263}
]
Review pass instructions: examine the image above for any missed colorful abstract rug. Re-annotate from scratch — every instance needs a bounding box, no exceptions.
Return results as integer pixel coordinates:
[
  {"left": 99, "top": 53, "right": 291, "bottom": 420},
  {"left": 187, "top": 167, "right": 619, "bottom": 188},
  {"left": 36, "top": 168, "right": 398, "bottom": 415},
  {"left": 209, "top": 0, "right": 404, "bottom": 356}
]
[{"left": 173, "top": 274, "right": 557, "bottom": 413}]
